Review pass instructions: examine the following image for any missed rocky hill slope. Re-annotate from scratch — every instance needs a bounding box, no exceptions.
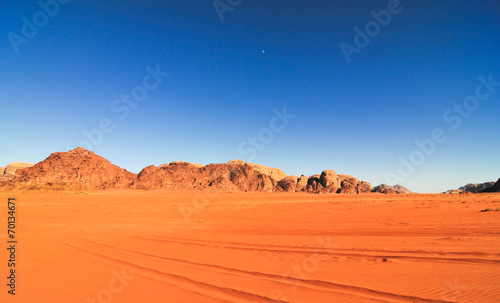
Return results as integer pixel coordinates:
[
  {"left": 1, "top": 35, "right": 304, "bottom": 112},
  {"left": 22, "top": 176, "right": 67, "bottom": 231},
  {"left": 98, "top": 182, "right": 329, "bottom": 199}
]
[{"left": 1, "top": 148, "right": 136, "bottom": 191}]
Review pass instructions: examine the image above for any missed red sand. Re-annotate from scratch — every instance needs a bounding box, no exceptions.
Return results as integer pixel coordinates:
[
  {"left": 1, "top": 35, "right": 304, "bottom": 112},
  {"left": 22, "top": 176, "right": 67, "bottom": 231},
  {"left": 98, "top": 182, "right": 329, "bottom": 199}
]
[{"left": 1, "top": 191, "right": 500, "bottom": 302}]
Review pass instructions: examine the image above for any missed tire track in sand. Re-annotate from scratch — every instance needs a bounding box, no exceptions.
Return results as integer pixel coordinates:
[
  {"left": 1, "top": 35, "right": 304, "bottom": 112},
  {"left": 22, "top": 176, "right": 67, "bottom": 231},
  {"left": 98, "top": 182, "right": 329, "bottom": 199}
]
[{"left": 64, "top": 238, "right": 454, "bottom": 303}]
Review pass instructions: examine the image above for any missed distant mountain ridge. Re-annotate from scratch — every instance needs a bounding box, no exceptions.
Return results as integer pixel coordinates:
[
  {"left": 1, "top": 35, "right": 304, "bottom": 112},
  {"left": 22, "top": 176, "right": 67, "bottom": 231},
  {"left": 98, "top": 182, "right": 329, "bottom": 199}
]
[
  {"left": 372, "top": 184, "right": 412, "bottom": 194},
  {"left": 1, "top": 147, "right": 411, "bottom": 194},
  {"left": 444, "top": 181, "right": 496, "bottom": 194}
]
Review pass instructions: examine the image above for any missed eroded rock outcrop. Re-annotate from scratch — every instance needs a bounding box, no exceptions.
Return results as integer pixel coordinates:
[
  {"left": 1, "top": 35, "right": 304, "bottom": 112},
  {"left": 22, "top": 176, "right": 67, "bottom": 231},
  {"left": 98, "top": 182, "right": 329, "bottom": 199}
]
[
  {"left": 296, "top": 175, "right": 309, "bottom": 192},
  {"left": 277, "top": 176, "right": 299, "bottom": 192},
  {"left": 2, "top": 148, "right": 136, "bottom": 191},
  {"left": 133, "top": 161, "right": 277, "bottom": 192},
  {"left": 228, "top": 160, "right": 287, "bottom": 181}
]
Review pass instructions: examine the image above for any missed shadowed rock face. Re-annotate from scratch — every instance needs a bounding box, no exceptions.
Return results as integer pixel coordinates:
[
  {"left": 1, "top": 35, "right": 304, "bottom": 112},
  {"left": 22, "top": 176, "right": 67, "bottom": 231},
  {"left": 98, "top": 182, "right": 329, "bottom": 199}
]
[
  {"left": 277, "top": 176, "right": 299, "bottom": 192},
  {"left": 481, "top": 179, "right": 500, "bottom": 193}
]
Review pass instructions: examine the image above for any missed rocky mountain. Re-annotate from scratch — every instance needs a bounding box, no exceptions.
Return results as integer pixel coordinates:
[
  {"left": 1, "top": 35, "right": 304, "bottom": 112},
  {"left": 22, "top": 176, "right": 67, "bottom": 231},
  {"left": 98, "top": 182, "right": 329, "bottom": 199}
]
[
  {"left": 372, "top": 184, "right": 412, "bottom": 194},
  {"left": 444, "top": 181, "right": 496, "bottom": 194},
  {"left": 480, "top": 179, "right": 500, "bottom": 193},
  {"left": 1, "top": 148, "right": 136, "bottom": 191},
  {"left": 1, "top": 148, "right": 379, "bottom": 194}
]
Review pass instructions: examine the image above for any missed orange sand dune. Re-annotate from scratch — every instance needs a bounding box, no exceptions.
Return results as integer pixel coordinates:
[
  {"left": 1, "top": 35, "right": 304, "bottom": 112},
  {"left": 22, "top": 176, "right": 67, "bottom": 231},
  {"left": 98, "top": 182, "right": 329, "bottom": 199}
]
[{"left": 1, "top": 191, "right": 500, "bottom": 302}]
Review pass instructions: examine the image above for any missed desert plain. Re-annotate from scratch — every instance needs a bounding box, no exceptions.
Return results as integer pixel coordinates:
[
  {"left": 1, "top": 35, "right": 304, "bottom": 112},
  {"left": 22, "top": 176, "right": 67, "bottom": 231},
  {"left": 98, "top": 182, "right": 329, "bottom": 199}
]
[{"left": 1, "top": 190, "right": 499, "bottom": 303}]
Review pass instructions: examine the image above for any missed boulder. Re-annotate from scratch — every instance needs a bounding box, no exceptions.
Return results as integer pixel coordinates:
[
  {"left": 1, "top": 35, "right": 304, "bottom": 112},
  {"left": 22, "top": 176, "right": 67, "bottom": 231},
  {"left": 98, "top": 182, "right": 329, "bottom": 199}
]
[
  {"left": 319, "top": 184, "right": 339, "bottom": 194},
  {"left": 306, "top": 176, "right": 323, "bottom": 192},
  {"left": 338, "top": 176, "right": 358, "bottom": 194},
  {"left": 356, "top": 181, "right": 373, "bottom": 193},
  {"left": 296, "top": 175, "right": 309, "bottom": 192},
  {"left": 320, "top": 170, "right": 340, "bottom": 188},
  {"left": 277, "top": 175, "right": 298, "bottom": 192}
]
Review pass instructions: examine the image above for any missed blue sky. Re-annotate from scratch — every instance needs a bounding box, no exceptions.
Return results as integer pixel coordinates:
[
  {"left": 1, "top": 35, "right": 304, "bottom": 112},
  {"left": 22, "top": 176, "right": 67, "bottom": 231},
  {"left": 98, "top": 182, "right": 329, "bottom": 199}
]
[{"left": 1, "top": 0, "right": 499, "bottom": 193}]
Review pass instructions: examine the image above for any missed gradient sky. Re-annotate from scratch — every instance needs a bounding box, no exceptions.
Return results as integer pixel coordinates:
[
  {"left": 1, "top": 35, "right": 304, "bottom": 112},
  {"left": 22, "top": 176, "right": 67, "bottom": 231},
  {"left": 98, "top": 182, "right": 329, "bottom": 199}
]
[{"left": 1, "top": 0, "right": 499, "bottom": 193}]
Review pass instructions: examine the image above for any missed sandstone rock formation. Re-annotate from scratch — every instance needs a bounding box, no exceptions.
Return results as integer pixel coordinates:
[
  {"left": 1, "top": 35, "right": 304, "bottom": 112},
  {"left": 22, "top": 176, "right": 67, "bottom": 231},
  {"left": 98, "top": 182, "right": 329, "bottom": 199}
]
[
  {"left": 1, "top": 147, "right": 136, "bottom": 191},
  {"left": 276, "top": 176, "right": 299, "bottom": 192},
  {"left": 1, "top": 148, "right": 380, "bottom": 194},
  {"left": 306, "top": 174, "right": 323, "bottom": 192},
  {"left": 133, "top": 161, "right": 276, "bottom": 192},
  {"left": 372, "top": 184, "right": 412, "bottom": 194},
  {"left": 320, "top": 170, "right": 340, "bottom": 188},
  {"left": 296, "top": 175, "right": 308, "bottom": 192},
  {"left": 228, "top": 160, "right": 287, "bottom": 181}
]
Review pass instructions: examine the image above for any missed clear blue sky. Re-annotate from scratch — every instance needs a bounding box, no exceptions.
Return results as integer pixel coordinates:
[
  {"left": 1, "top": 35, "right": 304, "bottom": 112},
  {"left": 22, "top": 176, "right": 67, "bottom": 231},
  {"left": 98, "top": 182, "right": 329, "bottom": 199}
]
[{"left": 1, "top": 0, "right": 499, "bottom": 193}]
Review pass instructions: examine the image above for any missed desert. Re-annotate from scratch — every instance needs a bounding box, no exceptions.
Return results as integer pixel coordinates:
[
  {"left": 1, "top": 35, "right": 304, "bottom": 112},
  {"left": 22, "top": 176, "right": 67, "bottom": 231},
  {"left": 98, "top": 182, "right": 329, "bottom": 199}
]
[{"left": 1, "top": 190, "right": 500, "bottom": 302}]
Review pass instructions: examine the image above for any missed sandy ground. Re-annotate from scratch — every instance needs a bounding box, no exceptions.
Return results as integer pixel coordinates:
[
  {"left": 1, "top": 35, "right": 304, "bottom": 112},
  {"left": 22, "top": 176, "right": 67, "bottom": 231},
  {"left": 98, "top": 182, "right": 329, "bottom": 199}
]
[{"left": 1, "top": 190, "right": 499, "bottom": 303}]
